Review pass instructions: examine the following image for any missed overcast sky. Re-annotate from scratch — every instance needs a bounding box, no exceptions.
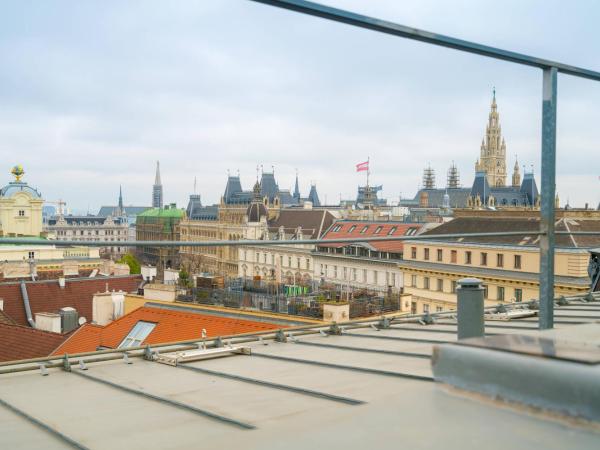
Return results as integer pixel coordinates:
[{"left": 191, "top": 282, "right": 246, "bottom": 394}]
[{"left": 0, "top": 0, "right": 598, "bottom": 213}]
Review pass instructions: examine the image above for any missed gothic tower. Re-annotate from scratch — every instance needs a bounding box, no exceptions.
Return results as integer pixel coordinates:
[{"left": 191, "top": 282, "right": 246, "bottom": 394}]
[
  {"left": 118, "top": 185, "right": 124, "bottom": 216},
  {"left": 152, "top": 161, "right": 163, "bottom": 208},
  {"left": 512, "top": 156, "right": 521, "bottom": 187},
  {"left": 475, "top": 89, "right": 507, "bottom": 187}
]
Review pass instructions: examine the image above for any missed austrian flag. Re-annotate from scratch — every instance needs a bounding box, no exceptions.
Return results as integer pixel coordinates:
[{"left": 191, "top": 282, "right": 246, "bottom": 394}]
[{"left": 356, "top": 161, "right": 369, "bottom": 172}]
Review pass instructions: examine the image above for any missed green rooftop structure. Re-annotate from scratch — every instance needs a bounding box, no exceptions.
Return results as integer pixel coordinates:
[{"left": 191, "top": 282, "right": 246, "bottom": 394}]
[{"left": 136, "top": 204, "right": 185, "bottom": 273}]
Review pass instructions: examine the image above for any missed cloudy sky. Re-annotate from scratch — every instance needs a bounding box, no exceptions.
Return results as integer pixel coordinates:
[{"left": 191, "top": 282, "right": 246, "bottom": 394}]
[{"left": 0, "top": 0, "right": 598, "bottom": 213}]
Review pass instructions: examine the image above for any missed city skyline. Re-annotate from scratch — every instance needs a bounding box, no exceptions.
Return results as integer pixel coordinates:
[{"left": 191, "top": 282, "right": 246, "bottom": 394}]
[{"left": 0, "top": 0, "right": 598, "bottom": 211}]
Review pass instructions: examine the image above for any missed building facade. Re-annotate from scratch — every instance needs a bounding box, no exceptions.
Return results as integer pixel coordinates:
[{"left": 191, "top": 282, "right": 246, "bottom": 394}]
[
  {"left": 312, "top": 221, "right": 423, "bottom": 299},
  {"left": 0, "top": 166, "right": 44, "bottom": 237},
  {"left": 46, "top": 215, "right": 129, "bottom": 258},
  {"left": 180, "top": 171, "right": 323, "bottom": 278},
  {"left": 135, "top": 205, "right": 184, "bottom": 276},
  {"left": 398, "top": 217, "right": 600, "bottom": 314}
]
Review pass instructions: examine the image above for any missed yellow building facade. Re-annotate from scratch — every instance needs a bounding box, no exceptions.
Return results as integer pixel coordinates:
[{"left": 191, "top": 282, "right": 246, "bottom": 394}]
[
  {"left": 397, "top": 217, "right": 597, "bottom": 314},
  {"left": 0, "top": 167, "right": 44, "bottom": 237}
]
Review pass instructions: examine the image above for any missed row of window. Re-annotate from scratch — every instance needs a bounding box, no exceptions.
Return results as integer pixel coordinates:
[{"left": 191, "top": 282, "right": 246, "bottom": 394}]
[
  {"left": 413, "top": 247, "right": 522, "bottom": 269},
  {"left": 241, "top": 251, "right": 311, "bottom": 270},
  {"left": 330, "top": 224, "right": 418, "bottom": 236},
  {"left": 320, "top": 263, "right": 399, "bottom": 287},
  {"left": 56, "top": 229, "right": 127, "bottom": 236},
  {"left": 411, "top": 275, "right": 523, "bottom": 301}
]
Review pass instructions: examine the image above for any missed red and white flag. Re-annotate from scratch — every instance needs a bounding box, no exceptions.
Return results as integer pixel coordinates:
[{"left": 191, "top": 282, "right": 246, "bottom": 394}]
[{"left": 356, "top": 161, "right": 369, "bottom": 172}]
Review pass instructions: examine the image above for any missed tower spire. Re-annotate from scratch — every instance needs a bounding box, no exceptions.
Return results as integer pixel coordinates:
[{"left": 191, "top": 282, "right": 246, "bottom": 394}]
[
  {"left": 152, "top": 161, "right": 163, "bottom": 208},
  {"left": 118, "top": 185, "right": 124, "bottom": 215},
  {"left": 478, "top": 89, "right": 506, "bottom": 187},
  {"left": 293, "top": 169, "right": 300, "bottom": 201}
]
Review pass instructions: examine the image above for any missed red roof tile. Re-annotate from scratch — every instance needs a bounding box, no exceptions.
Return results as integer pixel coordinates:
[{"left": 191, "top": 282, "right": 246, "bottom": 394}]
[
  {"left": 319, "top": 221, "right": 423, "bottom": 252},
  {"left": 52, "top": 306, "right": 283, "bottom": 356},
  {"left": 0, "top": 275, "right": 142, "bottom": 327},
  {"left": 0, "top": 323, "right": 69, "bottom": 362}
]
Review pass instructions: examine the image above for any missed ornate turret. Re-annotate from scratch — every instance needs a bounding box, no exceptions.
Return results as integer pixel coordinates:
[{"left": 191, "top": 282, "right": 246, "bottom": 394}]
[
  {"left": 476, "top": 89, "right": 507, "bottom": 187},
  {"left": 246, "top": 181, "right": 268, "bottom": 223}
]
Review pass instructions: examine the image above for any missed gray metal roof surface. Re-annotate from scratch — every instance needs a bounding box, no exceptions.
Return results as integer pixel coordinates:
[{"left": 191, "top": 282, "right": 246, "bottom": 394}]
[{"left": 1, "top": 300, "right": 600, "bottom": 449}]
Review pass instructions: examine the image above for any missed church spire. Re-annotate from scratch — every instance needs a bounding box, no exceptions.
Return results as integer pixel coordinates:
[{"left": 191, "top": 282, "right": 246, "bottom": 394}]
[
  {"left": 293, "top": 169, "right": 300, "bottom": 201},
  {"left": 154, "top": 161, "right": 162, "bottom": 185},
  {"left": 152, "top": 161, "right": 163, "bottom": 208},
  {"left": 118, "top": 185, "right": 124, "bottom": 215}
]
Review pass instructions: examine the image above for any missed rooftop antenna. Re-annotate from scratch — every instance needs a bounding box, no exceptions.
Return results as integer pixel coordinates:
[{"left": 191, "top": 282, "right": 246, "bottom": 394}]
[
  {"left": 193, "top": 176, "right": 197, "bottom": 194},
  {"left": 272, "top": 165, "right": 275, "bottom": 175},
  {"left": 256, "top": 165, "right": 260, "bottom": 182}
]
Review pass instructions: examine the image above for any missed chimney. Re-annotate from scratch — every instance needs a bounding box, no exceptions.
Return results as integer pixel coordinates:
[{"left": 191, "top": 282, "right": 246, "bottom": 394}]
[
  {"left": 35, "top": 312, "right": 61, "bottom": 333},
  {"left": 58, "top": 277, "right": 66, "bottom": 288}
]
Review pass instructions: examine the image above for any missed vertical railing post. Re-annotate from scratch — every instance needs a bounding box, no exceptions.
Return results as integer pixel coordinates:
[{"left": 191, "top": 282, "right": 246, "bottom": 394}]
[
  {"left": 539, "top": 66, "right": 558, "bottom": 330},
  {"left": 457, "top": 278, "right": 485, "bottom": 339}
]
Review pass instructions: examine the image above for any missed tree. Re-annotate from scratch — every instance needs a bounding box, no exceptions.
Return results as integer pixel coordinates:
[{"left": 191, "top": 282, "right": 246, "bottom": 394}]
[
  {"left": 179, "top": 268, "right": 192, "bottom": 288},
  {"left": 117, "top": 253, "right": 141, "bottom": 274}
]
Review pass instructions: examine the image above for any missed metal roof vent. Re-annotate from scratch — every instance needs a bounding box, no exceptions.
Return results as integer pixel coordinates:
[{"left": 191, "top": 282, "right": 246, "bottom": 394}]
[{"left": 60, "top": 307, "right": 79, "bottom": 333}]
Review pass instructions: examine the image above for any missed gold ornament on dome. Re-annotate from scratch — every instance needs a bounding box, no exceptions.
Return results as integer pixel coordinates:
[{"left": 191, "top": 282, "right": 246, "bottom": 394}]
[{"left": 11, "top": 165, "right": 25, "bottom": 182}]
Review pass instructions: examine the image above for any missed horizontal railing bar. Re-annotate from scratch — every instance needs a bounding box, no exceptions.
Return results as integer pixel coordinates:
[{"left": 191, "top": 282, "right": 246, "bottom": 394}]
[
  {"left": 3, "top": 231, "right": 599, "bottom": 248},
  {"left": 248, "top": 0, "right": 600, "bottom": 82}
]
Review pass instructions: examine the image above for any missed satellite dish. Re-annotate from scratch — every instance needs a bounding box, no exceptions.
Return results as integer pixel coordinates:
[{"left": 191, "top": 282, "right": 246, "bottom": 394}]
[{"left": 78, "top": 317, "right": 87, "bottom": 325}]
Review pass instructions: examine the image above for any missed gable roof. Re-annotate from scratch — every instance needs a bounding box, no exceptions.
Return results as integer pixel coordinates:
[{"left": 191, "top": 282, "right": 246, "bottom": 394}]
[
  {"left": 0, "top": 323, "right": 68, "bottom": 362},
  {"left": 0, "top": 275, "right": 142, "bottom": 327},
  {"left": 420, "top": 217, "right": 600, "bottom": 248},
  {"left": 52, "top": 306, "right": 284, "bottom": 356},
  {"left": 319, "top": 221, "right": 423, "bottom": 252},
  {"left": 268, "top": 209, "right": 335, "bottom": 239}
]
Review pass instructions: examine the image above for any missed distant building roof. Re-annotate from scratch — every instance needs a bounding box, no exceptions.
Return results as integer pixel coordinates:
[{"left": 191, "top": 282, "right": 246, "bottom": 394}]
[
  {"left": 0, "top": 323, "right": 68, "bottom": 362},
  {"left": 420, "top": 217, "right": 600, "bottom": 248},
  {"left": 0, "top": 275, "right": 142, "bottom": 327},
  {"left": 47, "top": 215, "right": 127, "bottom": 226},
  {"left": 268, "top": 209, "right": 336, "bottom": 239},
  {"left": 97, "top": 206, "right": 152, "bottom": 217},
  {"left": 319, "top": 220, "right": 423, "bottom": 252},
  {"left": 138, "top": 207, "right": 185, "bottom": 218},
  {"left": 53, "top": 306, "right": 284, "bottom": 355}
]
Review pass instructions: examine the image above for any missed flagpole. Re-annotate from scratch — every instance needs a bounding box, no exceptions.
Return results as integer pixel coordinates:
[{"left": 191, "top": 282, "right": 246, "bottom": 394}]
[{"left": 367, "top": 156, "right": 370, "bottom": 188}]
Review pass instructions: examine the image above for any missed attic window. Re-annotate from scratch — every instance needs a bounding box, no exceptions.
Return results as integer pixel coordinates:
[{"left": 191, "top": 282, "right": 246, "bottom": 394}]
[
  {"left": 332, "top": 225, "right": 342, "bottom": 232},
  {"left": 360, "top": 226, "right": 369, "bottom": 234},
  {"left": 404, "top": 227, "right": 417, "bottom": 236},
  {"left": 387, "top": 226, "right": 397, "bottom": 235},
  {"left": 118, "top": 321, "right": 157, "bottom": 348},
  {"left": 348, "top": 225, "right": 356, "bottom": 233},
  {"left": 374, "top": 226, "right": 383, "bottom": 234}
]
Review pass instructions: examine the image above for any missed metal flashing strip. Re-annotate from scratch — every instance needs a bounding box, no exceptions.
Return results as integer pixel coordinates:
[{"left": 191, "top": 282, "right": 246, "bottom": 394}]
[
  {"left": 70, "top": 370, "right": 255, "bottom": 430},
  {"left": 342, "top": 332, "right": 450, "bottom": 345},
  {"left": 178, "top": 364, "right": 364, "bottom": 405},
  {"left": 294, "top": 341, "right": 431, "bottom": 359},
  {"left": 252, "top": 352, "right": 434, "bottom": 382},
  {"left": 0, "top": 397, "right": 89, "bottom": 450}
]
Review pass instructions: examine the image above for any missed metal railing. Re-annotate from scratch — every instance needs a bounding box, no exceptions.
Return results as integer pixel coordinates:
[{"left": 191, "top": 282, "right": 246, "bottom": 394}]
[{"left": 0, "top": 290, "right": 597, "bottom": 374}]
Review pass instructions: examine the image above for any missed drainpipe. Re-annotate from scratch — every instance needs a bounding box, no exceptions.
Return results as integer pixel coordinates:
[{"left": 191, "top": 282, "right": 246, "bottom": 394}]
[{"left": 20, "top": 281, "right": 36, "bottom": 328}]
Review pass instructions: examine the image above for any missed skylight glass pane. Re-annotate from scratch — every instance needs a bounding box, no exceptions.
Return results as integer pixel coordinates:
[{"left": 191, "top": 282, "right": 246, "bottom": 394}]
[{"left": 118, "top": 321, "right": 157, "bottom": 348}]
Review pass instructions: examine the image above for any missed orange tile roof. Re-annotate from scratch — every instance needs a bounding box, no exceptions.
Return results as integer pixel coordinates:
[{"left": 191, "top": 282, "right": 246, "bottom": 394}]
[
  {"left": 52, "top": 306, "right": 283, "bottom": 356},
  {"left": 319, "top": 221, "right": 423, "bottom": 252}
]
